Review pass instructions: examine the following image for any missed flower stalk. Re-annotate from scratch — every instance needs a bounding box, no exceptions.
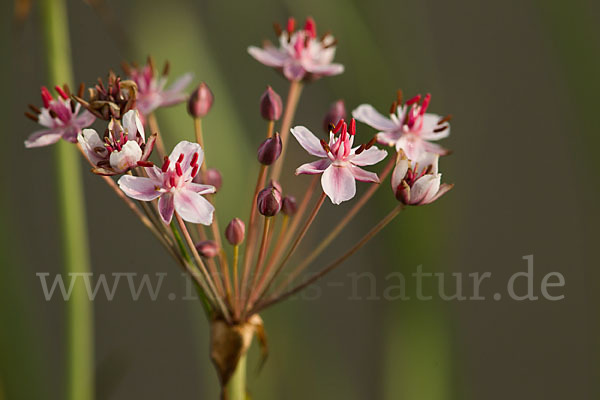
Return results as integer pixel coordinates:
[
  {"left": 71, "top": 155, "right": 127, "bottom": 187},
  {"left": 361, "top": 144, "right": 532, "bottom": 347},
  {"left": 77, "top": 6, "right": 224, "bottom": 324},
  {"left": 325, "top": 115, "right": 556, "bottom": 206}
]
[{"left": 39, "top": 0, "right": 94, "bottom": 399}]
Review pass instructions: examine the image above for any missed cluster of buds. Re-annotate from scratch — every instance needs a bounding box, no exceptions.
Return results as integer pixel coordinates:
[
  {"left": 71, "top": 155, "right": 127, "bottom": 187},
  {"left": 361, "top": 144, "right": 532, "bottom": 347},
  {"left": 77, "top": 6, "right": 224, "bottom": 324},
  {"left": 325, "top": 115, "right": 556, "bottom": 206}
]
[{"left": 74, "top": 71, "right": 138, "bottom": 120}]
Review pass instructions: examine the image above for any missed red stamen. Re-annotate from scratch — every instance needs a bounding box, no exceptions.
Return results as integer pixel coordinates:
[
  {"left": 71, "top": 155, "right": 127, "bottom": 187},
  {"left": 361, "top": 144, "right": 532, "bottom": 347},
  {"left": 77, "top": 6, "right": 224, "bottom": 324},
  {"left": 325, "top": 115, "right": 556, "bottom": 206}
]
[
  {"left": 396, "top": 89, "right": 403, "bottom": 105},
  {"left": 287, "top": 17, "right": 295, "bottom": 34},
  {"left": 349, "top": 118, "right": 356, "bottom": 136},
  {"left": 389, "top": 101, "right": 398, "bottom": 115},
  {"left": 304, "top": 17, "right": 317, "bottom": 38},
  {"left": 190, "top": 152, "right": 199, "bottom": 167},
  {"left": 176, "top": 162, "right": 183, "bottom": 177},
  {"left": 420, "top": 93, "right": 431, "bottom": 115},
  {"left": 191, "top": 165, "right": 199, "bottom": 178},
  {"left": 405, "top": 94, "right": 421, "bottom": 106},
  {"left": 438, "top": 114, "right": 452, "bottom": 125},
  {"left": 273, "top": 22, "right": 283, "bottom": 37},
  {"left": 40, "top": 86, "right": 53, "bottom": 108},
  {"left": 137, "top": 161, "right": 154, "bottom": 168},
  {"left": 55, "top": 85, "right": 69, "bottom": 100},
  {"left": 177, "top": 153, "right": 184, "bottom": 164},
  {"left": 333, "top": 118, "right": 345, "bottom": 134},
  {"left": 169, "top": 175, "right": 177, "bottom": 187},
  {"left": 161, "top": 157, "right": 170, "bottom": 172},
  {"left": 433, "top": 125, "right": 448, "bottom": 133}
]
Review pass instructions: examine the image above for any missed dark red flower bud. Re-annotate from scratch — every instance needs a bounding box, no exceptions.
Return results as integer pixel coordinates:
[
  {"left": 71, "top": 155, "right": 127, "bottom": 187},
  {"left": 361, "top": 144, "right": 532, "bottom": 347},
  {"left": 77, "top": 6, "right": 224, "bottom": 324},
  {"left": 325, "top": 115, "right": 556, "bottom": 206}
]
[
  {"left": 323, "top": 100, "right": 347, "bottom": 132},
  {"left": 267, "top": 179, "right": 282, "bottom": 194},
  {"left": 225, "top": 218, "right": 245, "bottom": 245},
  {"left": 257, "top": 132, "right": 282, "bottom": 165},
  {"left": 195, "top": 240, "right": 219, "bottom": 258},
  {"left": 188, "top": 82, "right": 214, "bottom": 118},
  {"left": 282, "top": 196, "right": 297, "bottom": 215},
  {"left": 193, "top": 167, "right": 223, "bottom": 192},
  {"left": 260, "top": 86, "right": 283, "bottom": 121},
  {"left": 257, "top": 186, "right": 282, "bottom": 216}
]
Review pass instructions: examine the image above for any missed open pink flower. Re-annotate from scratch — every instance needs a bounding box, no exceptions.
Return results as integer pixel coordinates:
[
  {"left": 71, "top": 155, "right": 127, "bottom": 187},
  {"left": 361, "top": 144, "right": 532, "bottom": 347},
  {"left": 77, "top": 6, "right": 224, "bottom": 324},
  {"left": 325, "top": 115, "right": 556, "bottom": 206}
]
[
  {"left": 291, "top": 119, "right": 387, "bottom": 205},
  {"left": 391, "top": 151, "right": 453, "bottom": 206},
  {"left": 25, "top": 86, "right": 96, "bottom": 148},
  {"left": 78, "top": 110, "right": 156, "bottom": 176},
  {"left": 117, "top": 141, "right": 215, "bottom": 224},
  {"left": 353, "top": 93, "right": 451, "bottom": 160},
  {"left": 248, "top": 17, "right": 344, "bottom": 82},
  {"left": 124, "top": 58, "right": 193, "bottom": 116}
]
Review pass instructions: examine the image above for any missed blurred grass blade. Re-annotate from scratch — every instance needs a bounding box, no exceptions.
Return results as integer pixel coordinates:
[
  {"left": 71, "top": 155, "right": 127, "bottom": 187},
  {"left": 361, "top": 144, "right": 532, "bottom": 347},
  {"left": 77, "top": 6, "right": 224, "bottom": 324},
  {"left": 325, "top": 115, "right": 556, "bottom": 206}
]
[{"left": 39, "top": 0, "right": 94, "bottom": 399}]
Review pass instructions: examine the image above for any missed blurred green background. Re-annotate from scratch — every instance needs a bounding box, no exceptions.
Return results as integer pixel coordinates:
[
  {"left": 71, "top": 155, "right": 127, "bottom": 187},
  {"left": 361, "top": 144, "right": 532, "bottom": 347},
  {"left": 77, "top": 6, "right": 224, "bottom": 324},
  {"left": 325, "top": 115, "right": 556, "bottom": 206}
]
[{"left": 1, "top": 0, "right": 598, "bottom": 399}]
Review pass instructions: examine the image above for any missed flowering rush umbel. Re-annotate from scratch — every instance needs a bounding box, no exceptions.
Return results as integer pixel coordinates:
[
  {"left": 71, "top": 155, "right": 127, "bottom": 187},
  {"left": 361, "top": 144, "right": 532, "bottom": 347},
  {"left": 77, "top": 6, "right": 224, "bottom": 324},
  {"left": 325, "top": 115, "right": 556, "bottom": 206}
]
[{"left": 24, "top": 16, "right": 455, "bottom": 398}]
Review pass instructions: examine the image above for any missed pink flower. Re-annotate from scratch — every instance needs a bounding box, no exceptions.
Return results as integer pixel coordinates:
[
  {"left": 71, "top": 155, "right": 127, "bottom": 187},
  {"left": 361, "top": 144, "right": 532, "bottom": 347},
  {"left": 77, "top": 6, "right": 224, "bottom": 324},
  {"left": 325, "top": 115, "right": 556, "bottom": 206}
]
[
  {"left": 291, "top": 119, "right": 387, "bottom": 205},
  {"left": 124, "top": 59, "right": 193, "bottom": 116},
  {"left": 78, "top": 110, "right": 156, "bottom": 176},
  {"left": 391, "top": 151, "right": 453, "bottom": 206},
  {"left": 25, "top": 86, "right": 96, "bottom": 148},
  {"left": 117, "top": 141, "right": 216, "bottom": 224},
  {"left": 248, "top": 17, "right": 344, "bottom": 82},
  {"left": 353, "top": 93, "right": 451, "bottom": 160}
]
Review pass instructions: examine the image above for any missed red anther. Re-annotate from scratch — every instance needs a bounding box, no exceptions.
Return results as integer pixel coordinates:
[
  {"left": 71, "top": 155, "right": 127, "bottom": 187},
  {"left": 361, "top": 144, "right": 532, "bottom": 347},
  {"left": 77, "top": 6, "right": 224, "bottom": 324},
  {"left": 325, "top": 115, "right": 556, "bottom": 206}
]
[
  {"left": 191, "top": 165, "right": 199, "bottom": 178},
  {"left": 438, "top": 114, "right": 452, "bottom": 125},
  {"left": 405, "top": 94, "right": 421, "bottom": 106},
  {"left": 122, "top": 134, "right": 128, "bottom": 144},
  {"left": 162, "top": 61, "right": 170, "bottom": 77},
  {"left": 40, "top": 86, "right": 53, "bottom": 108},
  {"left": 341, "top": 122, "right": 348, "bottom": 137},
  {"left": 24, "top": 112, "right": 38, "bottom": 122},
  {"left": 304, "top": 17, "right": 317, "bottom": 38},
  {"left": 169, "top": 175, "right": 176, "bottom": 187},
  {"left": 349, "top": 118, "right": 356, "bottom": 136},
  {"left": 333, "top": 118, "right": 345, "bottom": 134},
  {"left": 177, "top": 153, "right": 184, "bottom": 163},
  {"left": 433, "top": 125, "right": 448, "bottom": 133},
  {"left": 161, "top": 157, "right": 170, "bottom": 172},
  {"left": 175, "top": 162, "right": 183, "bottom": 177},
  {"left": 420, "top": 93, "right": 431, "bottom": 114},
  {"left": 355, "top": 144, "right": 366, "bottom": 154},
  {"left": 273, "top": 22, "right": 283, "bottom": 37},
  {"left": 28, "top": 104, "right": 41, "bottom": 114},
  {"left": 190, "top": 152, "right": 199, "bottom": 167},
  {"left": 320, "top": 139, "right": 330, "bottom": 153},
  {"left": 287, "top": 17, "right": 295, "bottom": 34},
  {"left": 389, "top": 101, "right": 398, "bottom": 115},
  {"left": 137, "top": 161, "right": 154, "bottom": 168},
  {"left": 55, "top": 85, "right": 69, "bottom": 100}
]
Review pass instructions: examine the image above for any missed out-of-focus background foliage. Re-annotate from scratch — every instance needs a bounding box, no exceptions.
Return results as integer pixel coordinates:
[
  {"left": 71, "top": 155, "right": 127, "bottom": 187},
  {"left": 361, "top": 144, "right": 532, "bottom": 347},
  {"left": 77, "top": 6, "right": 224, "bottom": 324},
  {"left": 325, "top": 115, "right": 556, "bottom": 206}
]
[{"left": 1, "top": 0, "right": 598, "bottom": 399}]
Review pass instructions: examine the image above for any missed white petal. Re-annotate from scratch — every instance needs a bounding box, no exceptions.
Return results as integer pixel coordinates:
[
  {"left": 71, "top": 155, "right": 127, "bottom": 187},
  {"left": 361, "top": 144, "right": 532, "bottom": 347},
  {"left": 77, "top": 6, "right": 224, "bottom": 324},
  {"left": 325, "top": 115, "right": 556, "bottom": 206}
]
[
  {"left": 77, "top": 129, "right": 108, "bottom": 164},
  {"left": 159, "top": 193, "right": 175, "bottom": 224},
  {"left": 117, "top": 175, "right": 162, "bottom": 201},
  {"left": 174, "top": 189, "right": 215, "bottom": 225},
  {"left": 391, "top": 158, "right": 409, "bottom": 191},
  {"left": 109, "top": 141, "right": 143, "bottom": 172},
  {"left": 350, "top": 146, "right": 387, "bottom": 166},
  {"left": 169, "top": 140, "right": 204, "bottom": 169},
  {"left": 349, "top": 165, "right": 379, "bottom": 183},
  {"left": 290, "top": 126, "right": 327, "bottom": 157},
  {"left": 321, "top": 165, "right": 356, "bottom": 205},
  {"left": 410, "top": 174, "right": 441, "bottom": 205},
  {"left": 248, "top": 46, "right": 287, "bottom": 67},
  {"left": 295, "top": 159, "right": 331, "bottom": 175},
  {"left": 24, "top": 128, "right": 63, "bottom": 148},
  {"left": 352, "top": 104, "right": 398, "bottom": 132},
  {"left": 122, "top": 109, "right": 145, "bottom": 141},
  {"left": 304, "top": 63, "right": 344, "bottom": 77},
  {"left": 184, "top": 182, "right": 216, "bottom": 195},
  {"left": 420, "top": 113, "right": 450, "bottom": 141}
]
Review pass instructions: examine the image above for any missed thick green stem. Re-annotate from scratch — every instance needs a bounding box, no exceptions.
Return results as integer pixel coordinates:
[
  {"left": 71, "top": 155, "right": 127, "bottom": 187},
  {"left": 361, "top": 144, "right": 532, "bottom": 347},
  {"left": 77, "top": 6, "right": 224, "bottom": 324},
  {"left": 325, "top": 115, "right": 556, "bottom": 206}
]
[
  {"left": 39, "top": 0, "right": 94, "bottom": 399},
  {"left": 225, "top": 354, "right": 247, "bottom": 400}
]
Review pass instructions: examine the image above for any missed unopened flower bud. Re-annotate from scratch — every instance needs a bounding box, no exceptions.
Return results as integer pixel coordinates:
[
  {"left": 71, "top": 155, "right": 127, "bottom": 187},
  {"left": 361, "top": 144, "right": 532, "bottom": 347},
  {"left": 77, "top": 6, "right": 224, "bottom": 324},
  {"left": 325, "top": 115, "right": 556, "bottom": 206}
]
[
  {"left": 225, "top": 218, "right": 245, "bottom": 245},
  {"left": 257, "top": 132, "right": 282, "bottom": 165},
  {"left": 195, "top": 240, "right": 219, "bottom": 258},
  {"left": 282, "top": 196, "right": 297, "bottom": 215},
  {"left": 193, "top": 167, "right": 222, "bottom": 191},
  {"left": 260, "top": 86, "right": 283, "bottom": 121},
  {"left": 267, "top": 179, "right": 282, "bottom": 194},
  {"left": 188, "top": 82, "right": 214, "bottom": 118},
  {"left": 257, "top": 186, "right": 282, "bottom": 216},
  {"left": 323, "top": 100, "right": 346, "bottom": 132}
]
